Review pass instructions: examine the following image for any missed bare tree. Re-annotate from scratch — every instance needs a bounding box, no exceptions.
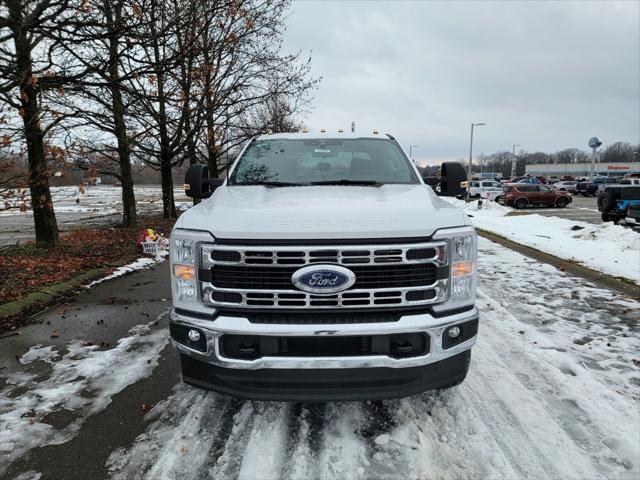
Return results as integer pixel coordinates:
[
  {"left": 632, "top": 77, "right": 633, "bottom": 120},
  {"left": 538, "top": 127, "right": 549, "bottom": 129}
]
[
  {"left": 127, "top": 0, "right": 318, "bottom": 217},
  {"left": 0, "top": 0, "right": 74, "bottom": 247},
  {"left": 194, "top": 0, "right": 318, "bottom": 179},
  {"left": 127, "top": 0, "right": 207, "bottom": 218},
  {"left": 600, "top": 141, "right": 638, "bottom": 164},
  {"left": 49, "top": 0, "right": 161, "bottom": 227}
]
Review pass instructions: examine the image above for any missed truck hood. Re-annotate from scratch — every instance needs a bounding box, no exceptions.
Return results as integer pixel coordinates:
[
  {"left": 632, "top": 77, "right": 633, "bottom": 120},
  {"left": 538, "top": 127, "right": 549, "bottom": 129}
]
[{"left": 175, "top": 184, "right": 470, "bottom": 240}]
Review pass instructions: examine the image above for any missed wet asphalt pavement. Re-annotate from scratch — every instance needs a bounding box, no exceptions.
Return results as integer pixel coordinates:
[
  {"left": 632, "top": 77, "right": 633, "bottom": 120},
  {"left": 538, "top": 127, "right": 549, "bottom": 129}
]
[{"left": 1, "top": 262, "right": 177, "bottom": 480}]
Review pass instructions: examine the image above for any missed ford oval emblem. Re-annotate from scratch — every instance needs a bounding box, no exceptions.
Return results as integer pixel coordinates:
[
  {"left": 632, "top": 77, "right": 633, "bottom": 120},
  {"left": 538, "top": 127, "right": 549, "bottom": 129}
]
[{"left": 292, "top": 265, "right": 356, "bottom": 294}]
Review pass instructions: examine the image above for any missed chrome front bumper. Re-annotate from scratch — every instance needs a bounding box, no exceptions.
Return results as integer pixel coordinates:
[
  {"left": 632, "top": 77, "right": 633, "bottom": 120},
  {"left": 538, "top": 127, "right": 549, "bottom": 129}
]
[{"left": 170, "top": 306, "right": 479, "bottom": 370}]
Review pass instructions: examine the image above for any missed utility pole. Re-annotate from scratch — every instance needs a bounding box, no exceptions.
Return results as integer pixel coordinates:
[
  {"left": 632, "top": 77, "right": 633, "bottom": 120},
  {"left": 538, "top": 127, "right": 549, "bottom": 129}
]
[
  {"left": 511, "top": 144, "right": 521, "bottom": 178},
  {"left": 409, "top": 145, "right": 418, "bottom": 161},
  {"left": 467, "top": 122, "right": 486, "bottom": 200}
]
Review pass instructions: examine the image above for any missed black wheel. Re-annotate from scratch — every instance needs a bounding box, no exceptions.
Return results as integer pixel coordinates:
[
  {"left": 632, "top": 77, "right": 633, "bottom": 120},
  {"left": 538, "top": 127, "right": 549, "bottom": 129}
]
[
  {"left": 598, "top": 191, "right": 616, "bottom": 215},
  {"left": 555, "top": 197, "right": 569, "bottom": 208},
  {"left": 494, "top": 196, "right": 501, "bottom": 203},
  {"left": 514, "top": 198, "right": 528, "bottom": 209}
]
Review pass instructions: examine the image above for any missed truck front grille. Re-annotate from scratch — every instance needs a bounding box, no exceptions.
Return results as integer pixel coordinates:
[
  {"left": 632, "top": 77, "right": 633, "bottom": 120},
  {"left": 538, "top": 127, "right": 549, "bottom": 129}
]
[
  {"left": 200, "top": 241, "right": 449, "bottom": 310},
  {"left": 210, "top": 264, "right": 439, "bottom": 290}
]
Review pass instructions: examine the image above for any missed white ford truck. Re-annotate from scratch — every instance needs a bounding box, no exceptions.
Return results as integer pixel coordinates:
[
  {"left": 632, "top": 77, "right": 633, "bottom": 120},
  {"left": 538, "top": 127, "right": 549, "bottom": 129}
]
[{"left": 169, "top": 132, "right": 478, "bottom": 400}]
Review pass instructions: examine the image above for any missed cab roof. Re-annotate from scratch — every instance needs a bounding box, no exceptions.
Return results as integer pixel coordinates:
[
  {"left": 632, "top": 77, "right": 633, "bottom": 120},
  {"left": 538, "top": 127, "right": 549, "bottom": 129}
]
[{"left": 254, "top": 132, "right": 393, "bottom": 141}]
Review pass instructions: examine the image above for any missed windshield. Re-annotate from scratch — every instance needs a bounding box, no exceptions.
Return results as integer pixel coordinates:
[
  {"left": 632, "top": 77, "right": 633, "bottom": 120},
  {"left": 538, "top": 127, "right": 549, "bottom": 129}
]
[{"left": 230, "top": 138, "right": 418, "bottom": 186}]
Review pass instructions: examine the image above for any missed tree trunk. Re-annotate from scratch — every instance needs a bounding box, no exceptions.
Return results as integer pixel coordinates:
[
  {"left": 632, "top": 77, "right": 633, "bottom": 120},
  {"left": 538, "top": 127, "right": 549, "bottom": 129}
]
[
  {"left": 10, "top": 6, "right": 58, "bottom": 247},
  {"left": 119, "top": 157, "right": 137, "bottom": 226},
  {"left": 205, "top": 99, "right": 219, "bottom": 177},
  {"left": 107, "top": 2, "right": 136, "bottom": 228},
  {"left": 156, "top": 70, "right": 176, "bottom": 218},
  {"left": 160, "top": 153, "right": 176, "bottom": 218}
]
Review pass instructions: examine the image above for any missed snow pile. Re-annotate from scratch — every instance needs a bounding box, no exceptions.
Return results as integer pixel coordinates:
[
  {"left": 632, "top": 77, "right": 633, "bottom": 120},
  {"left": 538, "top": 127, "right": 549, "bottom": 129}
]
[
  {"left": 445, "top": 198, "right": 640, "bottom": 283},
  {"left": 460, "top": 198, "right": 511, "bottom": 217},
  {"left": 0, "top": 315, "right": 169, "bottom": 476},
  {"left": 84, "top": 252, "right": 168, "bottom": 289}
]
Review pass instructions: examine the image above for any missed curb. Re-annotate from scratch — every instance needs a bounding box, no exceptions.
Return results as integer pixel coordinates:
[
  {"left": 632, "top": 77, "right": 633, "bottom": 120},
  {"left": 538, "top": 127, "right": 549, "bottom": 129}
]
[{"left": 0, "top": 267, "right": 108, "bottom": 333}]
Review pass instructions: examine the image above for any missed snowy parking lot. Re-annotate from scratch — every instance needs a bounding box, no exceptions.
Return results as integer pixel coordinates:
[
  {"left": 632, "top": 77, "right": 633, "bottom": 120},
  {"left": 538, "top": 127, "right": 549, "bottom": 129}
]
[
  {"left": 0, "top": 186, "right": 190, "bottom": 248},
  {"left": 1, "top": 237, "right": 638, "bottom": 480}
]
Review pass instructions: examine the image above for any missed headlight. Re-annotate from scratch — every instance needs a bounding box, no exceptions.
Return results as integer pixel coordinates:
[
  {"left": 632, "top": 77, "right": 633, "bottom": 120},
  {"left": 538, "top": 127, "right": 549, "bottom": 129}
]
[
  {"left": 170, "top": 229, "right": 214, "bottom": 309},
  {"left": 433, "top": 226, "right": 477, "bottom": 309}
]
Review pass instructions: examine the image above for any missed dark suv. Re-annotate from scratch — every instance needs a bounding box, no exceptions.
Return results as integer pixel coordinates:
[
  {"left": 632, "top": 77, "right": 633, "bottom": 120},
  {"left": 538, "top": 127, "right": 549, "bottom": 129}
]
[
  {"left": 576, "top": 177, "right": 621, "bottom": 196},
  {"left": 499, "top": 184, "right": 572, "bottom": 209}
]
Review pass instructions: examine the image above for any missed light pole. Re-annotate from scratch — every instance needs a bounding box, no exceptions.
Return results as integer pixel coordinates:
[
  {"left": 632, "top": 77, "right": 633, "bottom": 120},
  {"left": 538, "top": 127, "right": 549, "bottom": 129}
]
[
  {"left": 511, "top": 144, "right": 521, "bottom": 178},
  {"left": 409, "top": 145, "right": 418, "bottom": 161},
  {"left": 467, "top": 123, "right": 485, "bottom": 200}
]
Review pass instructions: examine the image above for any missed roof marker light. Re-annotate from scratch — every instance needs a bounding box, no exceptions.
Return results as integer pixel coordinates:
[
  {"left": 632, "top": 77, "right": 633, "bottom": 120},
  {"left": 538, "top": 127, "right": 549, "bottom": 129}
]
[
  {"left": 320, "top": 128, "right": 326, "bottom": 133},
  {"left": 302, "top": 128, "right": 308, "bottom": 133},
  {"left": 373, "top": 129, "right": 379, "bottom": 134},
  {"left": 338, "top": 128, "right": 344, "bottom": 133}
]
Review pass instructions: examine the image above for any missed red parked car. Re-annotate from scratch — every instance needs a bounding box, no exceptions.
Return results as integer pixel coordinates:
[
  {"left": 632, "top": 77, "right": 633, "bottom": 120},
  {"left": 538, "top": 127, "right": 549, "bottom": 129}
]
[{"left": 499, "top": 184, "right": 572, "bottom": 209}]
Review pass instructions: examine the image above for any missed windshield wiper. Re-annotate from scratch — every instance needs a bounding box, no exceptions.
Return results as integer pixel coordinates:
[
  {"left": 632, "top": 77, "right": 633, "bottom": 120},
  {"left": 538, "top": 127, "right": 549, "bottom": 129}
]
[
  {"left": 309, "top": 179, "right": 383, "bottom": 186},
  {"left": 234, "top": 181, "right": 308, "bottom": 187}
]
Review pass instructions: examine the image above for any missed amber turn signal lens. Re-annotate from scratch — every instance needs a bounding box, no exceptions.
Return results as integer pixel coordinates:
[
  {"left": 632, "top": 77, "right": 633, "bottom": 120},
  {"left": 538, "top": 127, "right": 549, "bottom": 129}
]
[
  {"left": 452, "top": 261, "right": 474, "bottom": 277},
  {"left": 174, "top": 264, "right": 195, "bottom": 281}
]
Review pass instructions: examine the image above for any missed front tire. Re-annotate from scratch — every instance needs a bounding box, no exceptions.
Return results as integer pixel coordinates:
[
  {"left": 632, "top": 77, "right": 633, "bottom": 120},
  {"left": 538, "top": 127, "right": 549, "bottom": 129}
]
[
  {"left": 555, "top": 197, "right": 569, "bottom": 208},
  {"left": 514, "top": 198, "right": 528, "bottom": 209}
]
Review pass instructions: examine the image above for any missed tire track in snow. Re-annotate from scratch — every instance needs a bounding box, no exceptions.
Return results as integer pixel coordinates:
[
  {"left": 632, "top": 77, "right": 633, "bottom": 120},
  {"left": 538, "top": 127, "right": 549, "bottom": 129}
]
[
  {"left": 236, "top": 402, "right": 292, "bottom": 480},
  {"left": 208, "top": 401, "right": 257, "bottom": 479},
  {"left": 281, "top": 403, "right": 326, "bottom": 480},
  {"left": 192, "top": 398, "right": 245, "bottom": 478}
]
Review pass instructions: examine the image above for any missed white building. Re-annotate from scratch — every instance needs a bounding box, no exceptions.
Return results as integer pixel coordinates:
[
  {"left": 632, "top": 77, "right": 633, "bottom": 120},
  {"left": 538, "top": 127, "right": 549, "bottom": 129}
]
[{"left": 525, "top": 162, "right": 640, "bottom": 178}]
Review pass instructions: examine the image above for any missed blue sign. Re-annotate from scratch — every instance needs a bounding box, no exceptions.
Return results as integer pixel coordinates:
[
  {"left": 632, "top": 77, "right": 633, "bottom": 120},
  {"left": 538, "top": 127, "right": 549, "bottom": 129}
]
[{"left": 292, "top": 265, "right": 356, "bottom": 294}]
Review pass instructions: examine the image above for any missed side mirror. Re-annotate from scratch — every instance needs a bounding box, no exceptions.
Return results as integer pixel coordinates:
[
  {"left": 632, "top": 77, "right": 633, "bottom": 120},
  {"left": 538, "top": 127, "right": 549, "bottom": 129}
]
[
  {"left": 184, "top": 165, "right": 224, "bottom": 199},
  {"left": 439, "top": 162, "right": 467, "bottom": 197}
]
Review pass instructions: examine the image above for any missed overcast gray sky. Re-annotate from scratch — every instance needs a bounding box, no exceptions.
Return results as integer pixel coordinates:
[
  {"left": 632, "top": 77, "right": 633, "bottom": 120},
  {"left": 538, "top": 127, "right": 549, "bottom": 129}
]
[{"left": 283, "top": 0, "right": 640, "bottom": 165}]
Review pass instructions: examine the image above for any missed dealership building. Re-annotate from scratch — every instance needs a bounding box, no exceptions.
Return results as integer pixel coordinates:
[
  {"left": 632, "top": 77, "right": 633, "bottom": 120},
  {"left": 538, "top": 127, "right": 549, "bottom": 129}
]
[{"left": 525, "top": 162, "right": 640, "bottom": 178}]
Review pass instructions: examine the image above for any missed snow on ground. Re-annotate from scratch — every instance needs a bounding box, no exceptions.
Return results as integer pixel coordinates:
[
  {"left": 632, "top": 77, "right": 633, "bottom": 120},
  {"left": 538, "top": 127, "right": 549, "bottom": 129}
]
[
  {"left": 445, "top": 198, "right": 640, "bottom": 283},
  {"left": 106, "top": 237, "right": 640, "bottom": 480},
  {"left": 84, "top": 251, "right": 168, "bottom": 289},
  {"left": 0, "top": 313, "right": 169, "bottom": 477},
  {"left": 0, "top": 185, "right": 189, "bottom": 217}
]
